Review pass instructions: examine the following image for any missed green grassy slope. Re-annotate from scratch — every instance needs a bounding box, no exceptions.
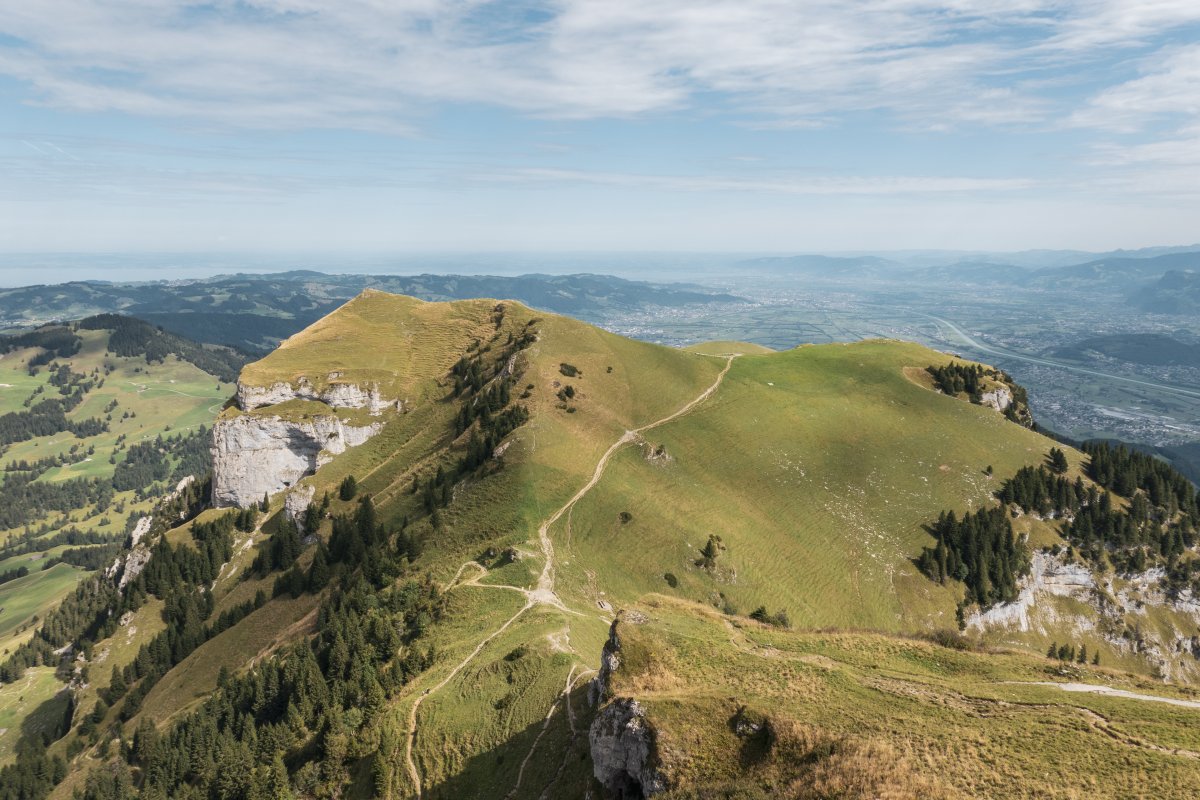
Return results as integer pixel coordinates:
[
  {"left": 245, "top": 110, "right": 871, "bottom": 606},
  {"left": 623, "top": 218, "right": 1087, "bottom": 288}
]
[
  {"left": 555, "top": 340, "right": 1054, "bottom": 631},
  {"left": 598, "top": 599, "right": 1200, "bottom": 799},
  {"left": 39, "top": 291, "right": 1200, "bottom": 800}
]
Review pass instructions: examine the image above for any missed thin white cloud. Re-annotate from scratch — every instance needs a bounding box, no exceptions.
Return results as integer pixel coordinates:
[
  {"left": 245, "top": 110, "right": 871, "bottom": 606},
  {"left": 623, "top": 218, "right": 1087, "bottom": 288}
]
[
  {"left": 482, "top": 167, "right": 1037, "bottom": 195},
  {"left": 1073, "top": 44, "right": 1200, "bottom": 131},
  {"left": 0, "top": 1, "right": 1196, "bottom": 131}
]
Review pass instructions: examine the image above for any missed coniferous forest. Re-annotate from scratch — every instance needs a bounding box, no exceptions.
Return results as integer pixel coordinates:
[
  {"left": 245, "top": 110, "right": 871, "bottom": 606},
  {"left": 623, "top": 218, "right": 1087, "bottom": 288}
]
[{"left": 920, "top": 441, "right": 1200, "bottom": 611}]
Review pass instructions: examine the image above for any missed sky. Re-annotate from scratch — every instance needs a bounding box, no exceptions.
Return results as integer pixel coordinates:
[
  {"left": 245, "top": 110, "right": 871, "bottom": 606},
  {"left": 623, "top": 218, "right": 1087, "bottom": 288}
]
[{"left": 0, "top": 1, "right": 1198, "bottom": 255}]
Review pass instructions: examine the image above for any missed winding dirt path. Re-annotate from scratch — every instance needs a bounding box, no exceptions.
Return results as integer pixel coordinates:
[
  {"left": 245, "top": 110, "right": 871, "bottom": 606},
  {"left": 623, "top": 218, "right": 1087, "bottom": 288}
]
[
  {"left": 1016, "top": 681, "right": 1200, "bottom": 709},
  {"left": 403, "top": 597, "right": 534, "bottom": 797},
  {"left": 402, "top": 354, "right": 737, "bottom": 798},
  {"left": 534, "top": 354, "right": 736, "bottom": 602}
]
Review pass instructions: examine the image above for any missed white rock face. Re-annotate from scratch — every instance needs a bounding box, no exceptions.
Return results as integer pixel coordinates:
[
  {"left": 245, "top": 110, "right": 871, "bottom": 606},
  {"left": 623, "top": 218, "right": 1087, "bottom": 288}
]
[
  {"left": 119, "top": 546, "right": 153, "bottom": 590},
  {"left": 285, "top": 484, "right": 316, "bottom": 533},
  {"left": 979, "top": 386, "right": 1013, "bottom": 412},
  {"left": 967, "top": 551, "right": 1095, "bottom": 632},
  {"left": 212, "top": 413, "right": 381, "bottom": 508},
  {"left": 128, "top": 516, "right": 152, "bottom": 548},
  {"left": 237, "top": 375, "right": 395, "bottom": 415}
]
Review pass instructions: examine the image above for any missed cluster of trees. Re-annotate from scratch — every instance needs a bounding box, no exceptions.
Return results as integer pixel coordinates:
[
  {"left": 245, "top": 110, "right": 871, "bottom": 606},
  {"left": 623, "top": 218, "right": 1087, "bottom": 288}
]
[
  {"left": 1047, "top": 640, "right": 1100, "bottom": 665},
  {"left": 0, "top": 391, "right": 105, "bottom": 450},
  {"left": 453, "top": 378, "right": 516, "bottom": 437},
  {"left": 112, "top": 440, "right": 171, "bottom": 491},
  {"left": 996, "top": 444, "right": 1200, "bottom": 577},
  {"left": 0, "top": 527, "right": 122, "bottom": 561},
  {"left": 0, "top": 574, "right": 124, "bottom": 682},
  {"left": 116, "top": 573, "right": 443, "bottom": 799},
  {"left": 0, "top": 324, "right": 81, "bottom": 372},
  {"left": 925, "top": 361, "right": 1032, "bottom": 426},
  {"left": 996, "top": 465, "right": 1085, "bottom": 519},
  {"left": 0, "top": 424, "right": 211, "bottom": 531},
  {"left": 5, "top": 450, "right": 91, "bottom": 477},
  {"left": 70, "top": 486, "right": 441, "bottom": 799},
  {"left": 47, "top": 542, "right": 124, "bottom": 572},
  {"left": 254, "top": 517, "right": 303, "bottom": 576},
  {"left": 0, "top": 564, "right": 29, "bottom": 585},
  {"left": 415, "top": 319, "right": 537, "bottom": 524},
  {"left": 78, "top": 314, "right": 246, "bottom": 383},
  {"left": 0, "top": 484, "right": 214, "bottom": 686},
  {"left": 1084, "top": 441, "right": 1198, "bottom": 515},
  {"left": 923, "top": 441, "right": 1200, "bottom": 611},
  {"left": 917, "top": 507, "right": 1027, "bottom": 609},
  {"left": 698, "top": 534, "right": 725, "bottom": 571},
  {"left": 926, "top": 362, "right": 986, "bottom": 398},
  {"left": 113, "top": 428, "right": 211, "bottom": 494},
  {"left": 0, "top": 470, "right": 116, "bottom": 530},
  {"left": 460, "top": 405, "right": 529, "bottom": 473},
  {"left": 0, "top": 740, "right": 69, "bottom": 800}
]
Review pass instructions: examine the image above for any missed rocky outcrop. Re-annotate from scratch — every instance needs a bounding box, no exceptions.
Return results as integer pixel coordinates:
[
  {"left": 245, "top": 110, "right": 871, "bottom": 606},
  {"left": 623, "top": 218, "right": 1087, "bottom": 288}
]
[
  {"left": 967, "top": 551, "right": 1094, "bottom": 632},
  {"left": 105, "top": 516, "right": 154, "bottom": 590},
  {"left": 590, "top": 619, "right": 623, "bottom": 706},
  {"left": 212, "top": 413, "right": 381, "bottom": 508},
  {"left": 590, "top": 699, "right": 666, "bottom": 799},
  {"left": 285, "top": 484, "right": 316, "bottom": 533},
  {"left": 979, "top": 386, "right": 1012, "bottom": 412},
  {"left": 589, "top": 617, "right": 666, "bottom": 798},
  {"left": 237, "top": 375, "right": 398, "bottom": 415}
]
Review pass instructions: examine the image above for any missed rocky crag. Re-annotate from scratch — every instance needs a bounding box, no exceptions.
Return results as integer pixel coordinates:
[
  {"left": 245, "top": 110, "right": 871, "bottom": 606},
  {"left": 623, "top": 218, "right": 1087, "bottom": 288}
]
[
  {"left": 212, "top": 374, "right": 390, "bottom": 508},
  {"left": 589, "top": 615, "right": 667, "bottom": 799}
]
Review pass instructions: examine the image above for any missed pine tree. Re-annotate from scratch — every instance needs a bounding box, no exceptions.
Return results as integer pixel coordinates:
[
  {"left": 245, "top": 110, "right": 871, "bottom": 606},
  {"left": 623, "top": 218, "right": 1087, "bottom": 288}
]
[
  {"left": 268, "top": 751, "right": 294, "bottom": 800},
  {"left": 107, "top": 664, "right": 127, "bottom": 701},
  {"left": 1048, "top": 447, "right": 1069, "bottom": 475}
]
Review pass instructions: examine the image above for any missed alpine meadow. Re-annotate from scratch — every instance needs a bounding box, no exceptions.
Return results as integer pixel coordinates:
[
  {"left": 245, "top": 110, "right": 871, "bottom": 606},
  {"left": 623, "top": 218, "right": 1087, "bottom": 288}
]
[{"left": 3, "top": 2, "right": 1200, "bottom": 799}]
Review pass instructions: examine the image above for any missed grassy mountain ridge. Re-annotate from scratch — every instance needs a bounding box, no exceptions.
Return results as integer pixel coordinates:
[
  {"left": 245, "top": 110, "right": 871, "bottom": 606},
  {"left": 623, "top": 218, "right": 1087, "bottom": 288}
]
[{"left": 19, "top": 291, "right": 1200, "bottom": 799}]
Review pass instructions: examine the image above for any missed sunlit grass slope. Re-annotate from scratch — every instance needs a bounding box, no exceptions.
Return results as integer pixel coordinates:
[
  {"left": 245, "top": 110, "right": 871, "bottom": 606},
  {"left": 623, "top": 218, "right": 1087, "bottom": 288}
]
[
  {"left": 555, "top": 340, "right": 1057, "bottom": 630},
  {"left": 602, "top": 598, "right": 1200, "bottom": 799}
]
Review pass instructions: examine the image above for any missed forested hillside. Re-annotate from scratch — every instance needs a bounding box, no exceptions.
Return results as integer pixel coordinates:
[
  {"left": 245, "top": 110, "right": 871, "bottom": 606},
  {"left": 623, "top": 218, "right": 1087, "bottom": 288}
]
[{"left": 0, "top": 320, "right": 239, "bottom": 778}]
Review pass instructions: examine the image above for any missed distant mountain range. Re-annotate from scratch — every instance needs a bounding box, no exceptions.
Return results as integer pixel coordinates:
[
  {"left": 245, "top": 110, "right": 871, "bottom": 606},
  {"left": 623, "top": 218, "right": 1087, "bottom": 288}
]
[
  {"left": 739, "top": 247, "right": 1200, "bottom": 308},
  {"left": 1053, "top": 332, "right": 1200, "bottom": 369},
  {"left": 1135, "top": 270, "right": 1200, "bottom": 315},
  {"left": 0, "top": 272, "right": 742, "bottom": 353}
]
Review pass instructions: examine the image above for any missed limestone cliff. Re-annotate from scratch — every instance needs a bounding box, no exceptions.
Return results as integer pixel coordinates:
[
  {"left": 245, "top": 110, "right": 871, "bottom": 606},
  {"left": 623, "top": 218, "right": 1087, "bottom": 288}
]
[
  {"left": 212, "top": 411, "right": 380, "bottom": 508},
  {"left": 969, "top": 550, "right": 1200, "bottom": 682}
]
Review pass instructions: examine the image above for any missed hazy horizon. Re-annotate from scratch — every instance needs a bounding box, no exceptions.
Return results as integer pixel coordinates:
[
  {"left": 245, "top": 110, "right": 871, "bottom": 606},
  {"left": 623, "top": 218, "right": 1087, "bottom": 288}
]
[{"left": 1, "top": 243, "right": 1198, "bottom": 287}]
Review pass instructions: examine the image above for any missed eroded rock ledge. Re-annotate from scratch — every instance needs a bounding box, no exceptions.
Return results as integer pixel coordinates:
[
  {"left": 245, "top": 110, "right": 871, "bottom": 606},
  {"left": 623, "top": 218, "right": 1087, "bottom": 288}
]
[
  {"left": 237, "top": 374, "right": 398, "bottom": 415},
  {"left": 589, "top": 618, "right": 667, "bottom": 799}
]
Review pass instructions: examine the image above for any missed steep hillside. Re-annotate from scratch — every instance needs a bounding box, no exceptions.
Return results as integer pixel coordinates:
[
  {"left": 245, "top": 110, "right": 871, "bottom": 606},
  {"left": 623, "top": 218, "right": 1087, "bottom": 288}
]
[{"left": 15, "top": 291, "right": 1200, "bottom": 800}]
